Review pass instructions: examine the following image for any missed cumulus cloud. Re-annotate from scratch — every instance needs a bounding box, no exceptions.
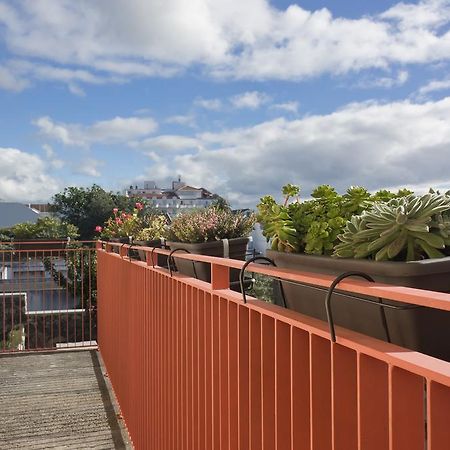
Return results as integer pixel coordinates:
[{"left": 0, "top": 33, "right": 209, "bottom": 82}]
[
  {"left": 194, "top": 98, "right": 223, "bottom": 111},
  {"left": 1, "top": 0, "right": 450, "bottom": 86},
  {"left": 165, "top": 114, "right": 197, "bottom": 127},
  {"left": 133, "top": 135, "right": 200, "bottom": 152},
  {"left": 0, "top": 148, "right": 60, "bottom": 201},
  {"left": 416, "top": 77, "right": 450, "bottom": 96},
  {"left": 230, "top": 91, "right": 271, "bottom": 109},
  {"left": 0, "top": 64, "right": 29, "bottom": 91},
  {"left": 137, "top": 97, "right": 450, "bottom": 207},
  {"left": 73, "top": 158, "right": 103, "bottom": 177},
  {"left": 271, "top": 101, "right": 299, "bottom": 114},
  {"left": 42, "top": 144, "right": 65, "bottom": 169},
  {"left": 356, "top": 70, "right": 409, "bottom": 89},
  {"left": 0, "top": 58, "right": 123, "bottom": 93},
  {"left": 33, "top": 116, "right": 158, "bottom": 147}
]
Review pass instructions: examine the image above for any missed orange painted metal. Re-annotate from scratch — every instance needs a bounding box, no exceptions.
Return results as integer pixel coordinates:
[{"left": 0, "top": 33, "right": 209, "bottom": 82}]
[
  {"left": 358, "top": 355, "right": 389, "bottom": 450},
  {"left": 97, "top": 244, "right": 450, "bottom": 450}
]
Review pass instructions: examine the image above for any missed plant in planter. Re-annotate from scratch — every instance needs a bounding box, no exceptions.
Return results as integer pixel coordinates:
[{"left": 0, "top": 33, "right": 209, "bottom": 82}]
[
  {"left": 98, "top": 204, "right": 144, "bottom": 242},
  {"left": 166, "top": 206, "right": 256, "bottom": 285},
  {"left": 134, "top": 215, "right": 169, "bottom": 264},
  {"left": 96, "top": 203, "right": 146, "bottom": 255},
  {"left": 258, "top": 185, "right": 450, "bottom": 361},
  {"left": 334, "top": 193, "right": 450, "bottom": 260},
  {"left": 1, "top": 217, "right": 80, "bottom": 251}
]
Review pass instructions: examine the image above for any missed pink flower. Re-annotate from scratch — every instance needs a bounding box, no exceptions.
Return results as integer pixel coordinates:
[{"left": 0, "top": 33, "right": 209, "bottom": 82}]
[
  {"left": 95, "top": 226, "right": 102, "bottom": 232},
  {"left": 115, "top": 218, "right": 122, "bottom": 225},
  {"left": 121, "top": 212, "right": 127, "bottom": 218},
  {"left": 113, "top": 208, "right": 119, "bottom": 215},
  {"left": 135, "top": 202, "right": 143, "bottom": 210}
]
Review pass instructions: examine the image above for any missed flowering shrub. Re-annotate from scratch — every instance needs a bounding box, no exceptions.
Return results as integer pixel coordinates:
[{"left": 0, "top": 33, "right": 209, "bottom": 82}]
[
  {"left": 168, "top": 207, "right": 256, "bottom": 243},
  {"left": 96, "top": 203, "right": 167, "bottom": 241},
  {"left": 97, "top": 203, "right": 145, "bottom": 239}
]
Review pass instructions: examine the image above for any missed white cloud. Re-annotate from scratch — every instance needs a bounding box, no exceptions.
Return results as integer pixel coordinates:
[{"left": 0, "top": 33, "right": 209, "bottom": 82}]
[
  {"left": 230, "top": 91, "right": 271, "bottom": 109},
  {"left": 68, "top": 84, "right": 85, "bottom": 96},
  {"left": 0, "top": 64, "right": 29, "bottom": 91},
  {"left": 357, "top": 70, "right": 409, "bottom": 89},
  {"left": 33, "top": 115, "right": 158, "bottom": 147},
  {"left": 0, "top": 58, "right": 123, "bottom": 93},
  {"left": 42, "top": 144, "right": 65, "bottom": 169},
  {"left": 134, "top": 135, "right": 200, "bottom": 152},
  {"left": 165, "top": 114, "right": 197, "bottom": 127},
  {"left": 417, "top": 77, "right": 450, "bottom": 96},
  {"left": 73, "top": 158, "right": 103, "bottom": 177},
  {"left": 379, "top": 0, "right": 450, "bottom": 29},
  {"left": 0, "top": 148, "right": 60, "bottom": 201},
  {"left": 137, "top": 96, "right": 450, "bottom": 207},
  {"left": 194, "top": 98, "right": 223, "bottom": 111},
  {"left": 1, "top": 0, "right": 450, "bottom": 84},
  {"left": 271, "top": 101, "right": 299, "bottom": 114}
]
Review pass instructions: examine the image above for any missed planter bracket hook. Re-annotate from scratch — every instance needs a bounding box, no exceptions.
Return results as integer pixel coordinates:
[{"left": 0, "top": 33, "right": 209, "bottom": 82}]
[
  {"left": 168, "top": 248, "right": 198, "bottom": 279},
  {"left": 240, "top": 256, "right": 287, "bottom": 307}
]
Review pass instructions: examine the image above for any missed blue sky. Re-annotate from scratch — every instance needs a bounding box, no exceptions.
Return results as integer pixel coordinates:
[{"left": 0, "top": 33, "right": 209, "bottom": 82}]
[{"left": 1, "top": 0, "right": 450, "bottom": 206}]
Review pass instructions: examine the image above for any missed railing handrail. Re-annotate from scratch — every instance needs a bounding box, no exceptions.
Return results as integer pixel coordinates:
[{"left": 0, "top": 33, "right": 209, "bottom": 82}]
[
  {"left": 97, "top": 242, "right": 450, "bottom": 449},
  {"left": 0, "top": 240, "right": 96, "bottom": 244},
  {"left": 99, "top": 241, "right": 450, "bottom": 312}
]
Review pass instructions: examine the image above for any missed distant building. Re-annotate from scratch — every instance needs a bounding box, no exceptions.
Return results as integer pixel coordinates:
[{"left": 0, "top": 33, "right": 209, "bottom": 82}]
[
  {"left": 29, "top": 203, "right": 52, "bottom": 215},
  {"left": 125, "top": 177, "right": 217, "bottom": 216},
  {"left": 0, "top": 203, "right": 40, "bottom": 228}
]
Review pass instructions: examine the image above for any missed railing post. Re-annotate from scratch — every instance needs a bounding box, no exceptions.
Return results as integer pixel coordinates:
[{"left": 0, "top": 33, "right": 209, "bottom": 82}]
[
  {"left": 211, "top": 263, "right": 229, "bottom": 290},
  {"left": 96, "top": 240, "right": 103, "bottom": 250},
  {"left": 146, "top": 250, "right": 158, "bottom": 267},
  {"left": 119, "top": 245, "right": 127, "bottom": 258}
]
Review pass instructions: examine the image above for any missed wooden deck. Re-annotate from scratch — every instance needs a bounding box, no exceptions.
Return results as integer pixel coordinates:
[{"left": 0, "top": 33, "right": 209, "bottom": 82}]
[{"left": 0, "top": 350, "right": 130, "bottom": 449}]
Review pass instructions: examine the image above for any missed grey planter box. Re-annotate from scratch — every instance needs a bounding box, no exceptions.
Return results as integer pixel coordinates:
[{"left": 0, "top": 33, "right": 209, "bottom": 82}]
[
  {"left": 268, "top": 250, "right": 450, "bottom": 361},
  {"left": 109, "top": 237, "right": 130, "bottom": 254},
  {"left": 166, "top": 238, "right": 249, "bottom": 286},
  {"left": 14, "top": 239, "right": 69, "bottom": 254},
  {"left": 134, "top": 239, "right": 168, "bottom": 267}
]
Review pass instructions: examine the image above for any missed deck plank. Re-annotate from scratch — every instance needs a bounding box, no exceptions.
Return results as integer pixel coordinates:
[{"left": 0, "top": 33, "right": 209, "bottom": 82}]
[{"left": 0, "top": 351, "right": 130, "bottom": 449}]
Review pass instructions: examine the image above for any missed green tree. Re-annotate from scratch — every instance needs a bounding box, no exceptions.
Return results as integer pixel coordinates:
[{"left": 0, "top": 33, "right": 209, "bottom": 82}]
[
  {"left": 6, "top": 217, "right": 79, "bottom": 240},
  {"left": 51, "top": 184, "right": 143, "bottom": 240}
]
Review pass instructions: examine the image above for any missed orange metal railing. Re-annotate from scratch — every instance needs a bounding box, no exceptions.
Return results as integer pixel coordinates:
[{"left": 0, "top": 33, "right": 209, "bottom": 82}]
[
  {"left": 0, "top": 241, "right": 97, "bottom": 352},
  {"left": 97, "top": 242, "right": 450, "bottom": 450}
]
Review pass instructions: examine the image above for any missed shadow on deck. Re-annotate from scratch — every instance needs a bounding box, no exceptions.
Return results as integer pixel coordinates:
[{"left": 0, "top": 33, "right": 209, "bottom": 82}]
[{"left": 0, "top": 350, "right": 130, "bottom": 449}]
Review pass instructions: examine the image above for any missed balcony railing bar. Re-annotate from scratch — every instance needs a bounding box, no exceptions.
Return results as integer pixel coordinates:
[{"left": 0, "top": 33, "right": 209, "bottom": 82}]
[
  {"left": 97, "top": 243, "right": 450, "bottom": 449},
  {"left": 0, "top": 241, "right": 97, "bottom": 353}
]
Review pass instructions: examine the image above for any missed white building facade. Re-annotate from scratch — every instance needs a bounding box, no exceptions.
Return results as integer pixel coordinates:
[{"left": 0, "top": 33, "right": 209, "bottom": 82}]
[{"left": 125, "top": 178, "right": 216, "bottom": 216}]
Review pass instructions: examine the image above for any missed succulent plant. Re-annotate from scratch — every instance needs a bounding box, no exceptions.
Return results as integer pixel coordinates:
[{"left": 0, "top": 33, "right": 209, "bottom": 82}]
[
  {"left": 257, "top": 194, "right": 299, "bottom": 252},
  {"left": 334, "top": 192, "right": 450, "bottom": 261},
  {"left": 257, "top": 184, "right": 410, "bottom": 256}
]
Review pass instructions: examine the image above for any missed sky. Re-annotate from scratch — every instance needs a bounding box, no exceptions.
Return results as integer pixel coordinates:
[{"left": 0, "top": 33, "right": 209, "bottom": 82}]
[{"left": 1, "top": 0, "right": 450, "bottom": 207}]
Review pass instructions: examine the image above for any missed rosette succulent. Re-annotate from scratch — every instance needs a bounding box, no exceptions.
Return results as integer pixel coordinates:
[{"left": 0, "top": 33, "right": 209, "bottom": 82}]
[
  {"left": 257, "top": 184, "right": 410, "bottom": 255},
  {"left": 334, "top": 192, "right": 450, "bottom": 261}
]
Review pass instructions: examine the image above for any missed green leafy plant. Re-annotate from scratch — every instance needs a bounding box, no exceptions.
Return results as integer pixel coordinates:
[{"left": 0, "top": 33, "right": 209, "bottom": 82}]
[
  {"left": 258, "top": 184, "right": 411, "bottom": 256},
  {"left": 1, "top": 217, "right": 79, "bottom": 240},
  {"left": 135, "top": 215, "right": 169, "bottom": 241},
  {"left": 334, "top": 192, "right": 450, "bottom": 261},
  {"left": 167, "top": 207, "right": 256, "bottom": 243}
]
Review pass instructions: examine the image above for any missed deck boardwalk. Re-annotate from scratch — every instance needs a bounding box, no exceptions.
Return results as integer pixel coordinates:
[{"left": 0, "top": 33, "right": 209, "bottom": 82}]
[{"left": 0, "top": 350, "right": 130, "bottom": 449}]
